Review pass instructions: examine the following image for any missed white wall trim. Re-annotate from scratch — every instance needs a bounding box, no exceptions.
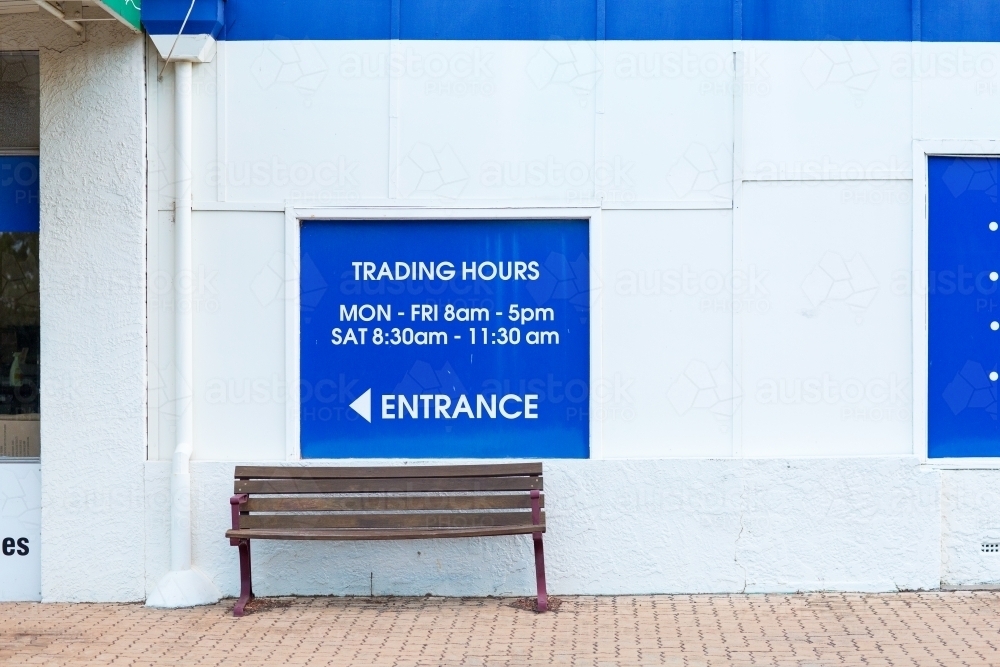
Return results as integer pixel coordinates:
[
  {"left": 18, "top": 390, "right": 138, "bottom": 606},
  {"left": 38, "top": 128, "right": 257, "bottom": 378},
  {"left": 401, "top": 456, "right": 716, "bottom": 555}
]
[
  {"left": 741, "top": 171, "right": 914, "bottom": 182},
  {"left": 912, "top": 139, "right": 1000, "bottom": 464},
  {"left": 601, "top": 200, "right": 729, "bottom": 210},
  {"left": 189, "top": 200, "right": 728, "bottom": 213},
  {"left": 731, "top": 44, "right": 746, "bottom": 458},
  {"left": 215, "top": 40, "right": 227, "bottom": 203},
  {"left": 922, "top": 458, "right": 1000, "bottom": 470},
  {"left": 388, "top": 39, "right": 402, "bottom": 199},
  {"left": 282, "top": 204, "right": 604, "bottom": 461},
  {"left": 284, "top": 205, "right": 301, "bottom": 461}
]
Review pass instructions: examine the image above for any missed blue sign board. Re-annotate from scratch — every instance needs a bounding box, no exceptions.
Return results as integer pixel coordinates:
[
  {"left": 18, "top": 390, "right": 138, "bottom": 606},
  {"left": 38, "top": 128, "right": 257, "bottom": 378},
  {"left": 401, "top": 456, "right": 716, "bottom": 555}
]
[
  {"left": 928, "top": 156, "right": 1000, "bottom": 457},
  {"left": 0, "top": 157, "right": 39, "bottom": 233},
  {"left": 300, "top": 219, "right": 590, "bottom": 458}
]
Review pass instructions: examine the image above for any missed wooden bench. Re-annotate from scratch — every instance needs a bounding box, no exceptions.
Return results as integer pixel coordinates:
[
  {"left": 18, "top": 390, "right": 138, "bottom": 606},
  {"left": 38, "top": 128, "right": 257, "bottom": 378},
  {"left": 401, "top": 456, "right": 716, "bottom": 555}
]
[{"left": 226, "top": 462, "right": 547, "bottom": 616}]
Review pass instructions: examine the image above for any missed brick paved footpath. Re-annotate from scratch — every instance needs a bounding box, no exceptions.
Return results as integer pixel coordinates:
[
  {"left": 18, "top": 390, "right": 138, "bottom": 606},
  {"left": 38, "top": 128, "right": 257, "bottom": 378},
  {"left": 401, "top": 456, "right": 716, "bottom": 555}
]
[{"left": 2, "top": 592, "right": 999, "bottom": 666}]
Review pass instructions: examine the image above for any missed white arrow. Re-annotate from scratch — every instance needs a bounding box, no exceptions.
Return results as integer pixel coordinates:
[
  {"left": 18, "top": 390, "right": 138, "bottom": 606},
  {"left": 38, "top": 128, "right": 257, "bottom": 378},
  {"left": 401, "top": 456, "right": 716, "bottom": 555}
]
[{"left": 349, "top": 389, "right": 371, "bottom": 423}]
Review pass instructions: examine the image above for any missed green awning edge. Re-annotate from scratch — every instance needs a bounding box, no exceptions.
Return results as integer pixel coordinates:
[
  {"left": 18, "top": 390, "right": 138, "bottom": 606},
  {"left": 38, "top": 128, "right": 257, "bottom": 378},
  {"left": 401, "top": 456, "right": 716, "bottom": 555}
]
[{"left": 92, "top": 0, "right": 141, "bottom": 31}]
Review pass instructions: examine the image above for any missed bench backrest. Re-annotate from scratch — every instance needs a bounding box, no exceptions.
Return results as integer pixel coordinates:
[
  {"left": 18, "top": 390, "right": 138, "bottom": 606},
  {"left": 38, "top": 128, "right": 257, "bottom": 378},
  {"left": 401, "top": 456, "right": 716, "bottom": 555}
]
[{"left": 232, "top": 463, "right": 544, "bottom": 532}]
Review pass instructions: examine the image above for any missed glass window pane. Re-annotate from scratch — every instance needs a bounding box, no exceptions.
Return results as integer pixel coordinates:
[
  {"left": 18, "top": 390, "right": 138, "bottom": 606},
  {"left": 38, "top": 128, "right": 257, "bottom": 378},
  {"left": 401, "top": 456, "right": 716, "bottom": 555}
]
[
  {"left": 0, "top": 232, "right": 39, "bottom": 457},
  {"left": 0, "top": 52, "right": 40, "bottom": 152}
]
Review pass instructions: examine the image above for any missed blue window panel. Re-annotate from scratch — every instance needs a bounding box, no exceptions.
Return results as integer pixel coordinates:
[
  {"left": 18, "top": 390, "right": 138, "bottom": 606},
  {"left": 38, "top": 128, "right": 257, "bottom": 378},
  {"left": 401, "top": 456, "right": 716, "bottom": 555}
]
[
  {"left": 921, "top": 0, "right": 1000, "bottom": 43},
  {"left": 299, "top": 219, "right": 590, "bottom": 459},
  {"left": 606, "top": 0, "right": 733, "bottom": 40},
  {"left": 742, "top": 0, "right": 911, "bottom": 41},
  {"left": 0, "top": 157, "right": 39, "bottom": 233},
  {"left": 928, "top": 156, "right": 1000, "bottom": 458}
]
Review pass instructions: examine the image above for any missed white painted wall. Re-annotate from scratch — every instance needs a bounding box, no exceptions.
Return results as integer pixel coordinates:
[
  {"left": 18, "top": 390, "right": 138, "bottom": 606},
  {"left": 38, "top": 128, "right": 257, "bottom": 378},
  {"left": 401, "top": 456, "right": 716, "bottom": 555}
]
[
  {"left": 742, "top": 41, "right": 913, "bottom": 180},
  {"left": 1, "top": 14, "right": 147, "bottom": 601},
  {"left": 603, "top": 208, "right": 734, "bottom": 457},
  {"left": 136, "top": 37, "right": 1000, "bottom": 597},
  {"left": 740, "top": 180, "right": 913, "bottom": 457},
  {"left": 913, "top": 43, "right": 1000, "bottom": 141},
  {"left": 604, "top": 42, "right": 734, "bottom": 205}
]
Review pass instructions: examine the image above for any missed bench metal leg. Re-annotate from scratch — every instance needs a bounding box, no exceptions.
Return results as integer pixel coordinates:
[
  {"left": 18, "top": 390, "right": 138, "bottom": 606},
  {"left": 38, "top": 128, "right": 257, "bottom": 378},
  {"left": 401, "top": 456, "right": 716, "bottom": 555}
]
[
  {"left": 233, "top": 539, "right": 253, "bottom": 617},
  {"left": 533, "top": 532, "right": 547, "bottom": 612},
  {"left": 528, "top": 488, "right": 547, "bottom": 612}
]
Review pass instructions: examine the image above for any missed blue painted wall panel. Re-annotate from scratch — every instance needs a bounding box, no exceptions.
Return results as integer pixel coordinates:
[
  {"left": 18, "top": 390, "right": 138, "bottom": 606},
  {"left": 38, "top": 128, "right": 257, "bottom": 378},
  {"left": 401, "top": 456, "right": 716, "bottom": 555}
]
[
  {"left": 226, "top": 0, "right": 391, "bottom": 41},
  {"left": 742, "top": 0, "right": 912, "bottom": 41},
  {"left": 401, "top": 0, "right": 596, "bottom": 40},
  {"left": 300, "top": 219, "right": 590, "bottom": 459},
  {"left": 145, "top": 1, "right": 1000, "bottom": 45},
  {"left": 141, "top": 0, "right": 224, "bottom": 37},
  {"left": 0, "top": 157, "right": 39, "bottom": 234},
  {"left": 606, "top": 0, "right": 733, "bottom": 40},
  {"left": 928, "top": 156, "right": 1000, "bottom": 458},
  {"left": 922, "top": 0, "right": 1000, "bottom": 43}
]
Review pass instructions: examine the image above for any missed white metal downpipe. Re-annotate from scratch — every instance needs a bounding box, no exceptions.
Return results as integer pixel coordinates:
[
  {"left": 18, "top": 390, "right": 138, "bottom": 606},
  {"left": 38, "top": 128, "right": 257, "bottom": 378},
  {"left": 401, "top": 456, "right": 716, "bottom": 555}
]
[
  {"left": 172, "top": 59, "right": 194, "bottom": 573},
  {"left": 146, "top": 60, "right": 220, "bottom": 608}
]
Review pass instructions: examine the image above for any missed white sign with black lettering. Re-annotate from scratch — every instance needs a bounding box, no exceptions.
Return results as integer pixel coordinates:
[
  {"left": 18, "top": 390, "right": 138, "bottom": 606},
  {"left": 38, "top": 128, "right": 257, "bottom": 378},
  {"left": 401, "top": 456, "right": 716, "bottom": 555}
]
[{"left": 0, "top": 463, "right": 40, "bottom": 601}]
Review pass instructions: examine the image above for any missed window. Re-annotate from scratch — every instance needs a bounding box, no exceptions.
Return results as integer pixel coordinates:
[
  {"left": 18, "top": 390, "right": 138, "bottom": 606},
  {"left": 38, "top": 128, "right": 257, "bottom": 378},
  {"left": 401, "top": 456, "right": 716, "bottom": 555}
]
[
  {"left": 0, "top": 52, "right": 39, "bottom": 459},
  {"left": 927, "top": 156, "right": 1000, "bottom": 457}
]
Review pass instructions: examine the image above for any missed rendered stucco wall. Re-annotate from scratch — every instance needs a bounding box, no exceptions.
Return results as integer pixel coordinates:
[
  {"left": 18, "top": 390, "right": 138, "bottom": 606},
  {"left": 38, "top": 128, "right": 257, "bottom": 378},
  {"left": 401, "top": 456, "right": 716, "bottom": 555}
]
[
  {"left": 145, "top": 458, "right": 940, "bottom": 597},
  {"left": 1, "top": 14, "right": 147, "bottom": 601},
  {"left": 941, "top": 470, "right": 1000, "bottom": 587}
]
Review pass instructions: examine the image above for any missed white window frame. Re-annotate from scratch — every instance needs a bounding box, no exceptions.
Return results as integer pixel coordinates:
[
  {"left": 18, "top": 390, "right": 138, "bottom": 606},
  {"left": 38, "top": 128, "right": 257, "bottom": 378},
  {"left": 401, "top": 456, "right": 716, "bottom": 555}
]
[
  {"left": 283, "top": 203, "right": 604, "bottom": 461},
  {"left": 913, "top": 139, "right": 1000, "bottom": 468}
]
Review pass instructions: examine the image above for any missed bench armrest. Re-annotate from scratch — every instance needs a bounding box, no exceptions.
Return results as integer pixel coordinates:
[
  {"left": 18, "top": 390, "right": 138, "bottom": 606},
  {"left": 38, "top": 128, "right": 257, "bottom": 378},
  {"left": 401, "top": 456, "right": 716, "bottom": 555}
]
[{"left": 230, "top": 494, "right": 249, "bottom": 545}]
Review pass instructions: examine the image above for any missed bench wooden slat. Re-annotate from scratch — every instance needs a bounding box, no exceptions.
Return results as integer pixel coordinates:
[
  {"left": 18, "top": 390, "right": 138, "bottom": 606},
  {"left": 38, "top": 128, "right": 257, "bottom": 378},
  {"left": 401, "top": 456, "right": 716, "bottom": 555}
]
[
  {"left": 240, "top": 511, "right": 543, "bottom": 530},
  {"left": 235, "top": 463, "right": 542, "bottom": 479},
  {"left": 235, "top": 475, "right": 542, "bottom": 495},
  {"left": 245, "top": 494, "right": 543, "bottom": 512},
  {"left": 226, "top": 524, "right": 543, "bottom": 541}
]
